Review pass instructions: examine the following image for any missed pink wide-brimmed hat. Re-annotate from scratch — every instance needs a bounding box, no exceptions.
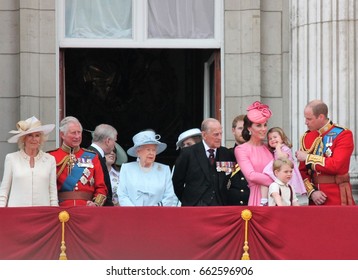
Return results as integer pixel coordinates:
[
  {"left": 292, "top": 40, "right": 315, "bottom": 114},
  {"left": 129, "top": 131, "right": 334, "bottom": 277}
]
[{"left": 246, "top": 101, "right": 272, "bottom": 124}]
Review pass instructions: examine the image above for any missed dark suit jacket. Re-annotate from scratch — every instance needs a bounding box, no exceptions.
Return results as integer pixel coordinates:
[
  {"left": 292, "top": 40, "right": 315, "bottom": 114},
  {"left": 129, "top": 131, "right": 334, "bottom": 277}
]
[
  {"left": 226, "top": 145, "right": 250, "bottom": 205},
  {"left": 172, "top": 141, "right": 234, "bottom": 206},
  {"left": 87, "top": 145, "right": 114, "bottom": 206}
]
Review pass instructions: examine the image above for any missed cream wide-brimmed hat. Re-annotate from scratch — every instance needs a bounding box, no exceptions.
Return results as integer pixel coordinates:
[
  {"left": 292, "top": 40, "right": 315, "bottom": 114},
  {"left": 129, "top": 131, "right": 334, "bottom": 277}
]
[
  {"left": 127, "top": 130, "right": 167, "bottom": 157},
  {"left": 175, "top": 128, "right": 201, "bottom": 150},
  {"left": 7, "top": 116, "right": 55, "bottom": 143}
]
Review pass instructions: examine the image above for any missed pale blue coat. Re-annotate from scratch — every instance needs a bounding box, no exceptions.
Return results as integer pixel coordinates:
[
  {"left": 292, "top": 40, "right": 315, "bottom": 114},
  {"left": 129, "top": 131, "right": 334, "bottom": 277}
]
[{"left": 118, "top": 161, "right": 178, "bottom": 206}]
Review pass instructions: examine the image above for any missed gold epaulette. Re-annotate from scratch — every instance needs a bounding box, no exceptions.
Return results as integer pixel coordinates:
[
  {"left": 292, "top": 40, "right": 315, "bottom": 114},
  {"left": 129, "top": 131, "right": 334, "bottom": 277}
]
[
  {"left": 93, "top": 194, "right": 107, "bottom": 206},
  {"left": 304, "top": 178, "right": 316, "bottom": 198}
]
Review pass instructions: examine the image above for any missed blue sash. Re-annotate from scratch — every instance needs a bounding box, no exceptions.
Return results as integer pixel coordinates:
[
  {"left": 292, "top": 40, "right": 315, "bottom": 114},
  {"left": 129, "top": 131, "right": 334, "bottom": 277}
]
[
  {"left": 317, "top": 127, "right": 344, "bottom": 155},
  {"left": 61, "top": 151, "right": 96, "bottom": 192}
]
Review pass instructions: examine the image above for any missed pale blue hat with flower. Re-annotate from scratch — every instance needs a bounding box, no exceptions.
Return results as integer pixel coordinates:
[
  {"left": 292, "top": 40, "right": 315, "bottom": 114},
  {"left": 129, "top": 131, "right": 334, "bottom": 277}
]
[{"left": 127, "top": 130, "right": 167, "bottom": 157}]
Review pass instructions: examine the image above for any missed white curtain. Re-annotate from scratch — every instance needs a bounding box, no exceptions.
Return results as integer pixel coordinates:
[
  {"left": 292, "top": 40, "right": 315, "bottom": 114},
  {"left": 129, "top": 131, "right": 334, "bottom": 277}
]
[
  {"left": 65, "top": 0, "right": 132, "bottom": 38},
  {"left": 148, "top": 0, "right": 214, "bottom": 39}
]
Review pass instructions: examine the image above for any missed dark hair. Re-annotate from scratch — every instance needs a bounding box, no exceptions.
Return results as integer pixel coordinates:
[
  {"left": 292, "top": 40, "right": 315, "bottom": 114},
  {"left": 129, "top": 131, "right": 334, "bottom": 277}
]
[
  {"left": 232, "top": 114, "right": 245, "bottom": 128},
  {"left": 242, "top": 115, "right": 253, "bottom": 142},
  {"left": 111, "top": 147, "right": 121, "bottom": 171}
]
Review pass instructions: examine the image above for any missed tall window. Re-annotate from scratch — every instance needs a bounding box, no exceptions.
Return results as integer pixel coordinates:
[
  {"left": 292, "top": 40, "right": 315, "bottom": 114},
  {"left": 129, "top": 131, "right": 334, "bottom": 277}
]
[
  {"left": 147, "top": 0, "right": 214, "bottom": 39},
  {"left": 59, "top": 0, "right": 220, "bottom": 48},
  {"left": 65, "top": 0, "right": 132, "bottom": 38}
]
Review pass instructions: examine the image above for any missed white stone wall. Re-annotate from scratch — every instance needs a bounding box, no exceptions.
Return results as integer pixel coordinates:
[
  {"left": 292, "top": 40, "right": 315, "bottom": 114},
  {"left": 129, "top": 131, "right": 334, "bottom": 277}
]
[
  {"left": 0, "top": 0, "right": 21, "bottom": 172},
  {"left": 224, "top": 0, "right": 290, "bottom": 148},
  {"left": 0, "top": 0, "right": 57, "bottom": 178},
  {"left": 290, "top": 0, "right": 358, "bottom": 183}
]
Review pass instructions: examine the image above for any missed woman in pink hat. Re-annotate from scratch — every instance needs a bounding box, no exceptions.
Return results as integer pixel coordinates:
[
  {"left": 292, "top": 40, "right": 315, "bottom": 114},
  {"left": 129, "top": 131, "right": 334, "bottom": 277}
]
[{"left": 234, "top": 101, "right": 274, "bottom": 206}]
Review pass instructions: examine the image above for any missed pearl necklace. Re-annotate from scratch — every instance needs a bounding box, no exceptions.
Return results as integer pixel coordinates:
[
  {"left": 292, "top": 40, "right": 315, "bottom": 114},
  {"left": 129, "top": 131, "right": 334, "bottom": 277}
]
[{"left": 139, "top": 162, "right": 153, "bottom": 173}]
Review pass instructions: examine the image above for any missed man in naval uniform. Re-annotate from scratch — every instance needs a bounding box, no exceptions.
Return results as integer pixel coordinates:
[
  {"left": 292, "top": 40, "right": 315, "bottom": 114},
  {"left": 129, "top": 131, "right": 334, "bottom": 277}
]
[
  {"left": 49, "top": 116, "right": 107, "bottom": 207},
  {"left": 296, "top": 100, "right": 355, "bottom": 206},
  {"left": 226, "top": 114, "right": 250, "bottom": 206}
]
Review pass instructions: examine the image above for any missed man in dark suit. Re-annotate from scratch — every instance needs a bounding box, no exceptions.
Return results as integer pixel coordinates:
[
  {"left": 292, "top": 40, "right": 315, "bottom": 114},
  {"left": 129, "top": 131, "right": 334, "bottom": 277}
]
[
  {"left": 88, "top": 124, "right": 118, "bottom": 206},
  {"left": 172, "top": 118, "right": 235, "bottom": 206},
  {"left": 226, "top": 114, "right": 250, "bottom": 206}
]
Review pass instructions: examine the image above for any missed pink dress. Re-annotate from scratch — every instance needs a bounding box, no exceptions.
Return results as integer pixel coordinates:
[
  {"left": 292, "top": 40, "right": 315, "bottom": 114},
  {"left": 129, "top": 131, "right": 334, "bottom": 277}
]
[
  {"left": 263, "top": 144, "right": 306, "bottom": 195},
  {"left": 235, "top": 143, "right": 274, "bottom": 206}
]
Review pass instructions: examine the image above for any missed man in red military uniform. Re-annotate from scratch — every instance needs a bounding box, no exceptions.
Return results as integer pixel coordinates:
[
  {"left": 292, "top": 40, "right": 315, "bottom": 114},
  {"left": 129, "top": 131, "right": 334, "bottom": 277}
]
[
  {"left": 49, "top": 116, "right": 107, "bottom": 207},
  {"left": 296, "top": 100, "right": 355, "bottom": 205}
]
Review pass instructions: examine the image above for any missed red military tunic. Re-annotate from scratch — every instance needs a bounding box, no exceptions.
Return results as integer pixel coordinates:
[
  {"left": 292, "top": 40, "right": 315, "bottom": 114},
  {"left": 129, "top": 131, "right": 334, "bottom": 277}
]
[
  {"left": 299, "top": 121, "right": 355, "bottom": 205},
  {"left": 49, "top": 144, "right": 108, "bottom": 207}
]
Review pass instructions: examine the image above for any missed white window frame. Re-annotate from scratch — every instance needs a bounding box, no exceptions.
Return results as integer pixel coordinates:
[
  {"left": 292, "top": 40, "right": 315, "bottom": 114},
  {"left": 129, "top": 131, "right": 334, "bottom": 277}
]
[{"left": 57, "top": 0, "right": 222, "bottom": 49}]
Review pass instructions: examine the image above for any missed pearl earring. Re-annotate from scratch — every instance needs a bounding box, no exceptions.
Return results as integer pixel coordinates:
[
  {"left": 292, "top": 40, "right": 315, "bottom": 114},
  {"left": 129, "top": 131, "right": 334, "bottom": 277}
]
[{"left": 249, "top": 131, "right": 251, "bottom": 135}]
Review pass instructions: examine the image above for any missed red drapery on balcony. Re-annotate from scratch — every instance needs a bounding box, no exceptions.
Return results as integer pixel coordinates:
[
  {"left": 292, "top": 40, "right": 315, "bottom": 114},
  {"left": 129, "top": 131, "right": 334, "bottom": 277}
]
[{"left": 0, "top": 206, "right": 357, "bottom": 260}]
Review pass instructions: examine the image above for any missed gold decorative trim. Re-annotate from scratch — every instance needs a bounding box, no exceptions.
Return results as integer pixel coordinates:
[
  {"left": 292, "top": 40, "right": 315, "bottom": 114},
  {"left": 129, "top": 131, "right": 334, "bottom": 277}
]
[
  {"left": 300, "top": 133, "right": 323, "bottom": 155},
  {"left": 58, "top": 210, "right": 70, "bottom": 260},
  {"left": 93, "top": 194, "right": 107, "bottom": 206},
  {"left": 304, "top": 179, "right": 316, "bottom": 198},
  {"left": 306, "top": 154, "right": 325, "bottom": 167},
  {"left": 241, "top": 209, "right": 252, "bottom": 260},
  {"left": 230, "top": 164, "right": 241, "bottom": 177}
]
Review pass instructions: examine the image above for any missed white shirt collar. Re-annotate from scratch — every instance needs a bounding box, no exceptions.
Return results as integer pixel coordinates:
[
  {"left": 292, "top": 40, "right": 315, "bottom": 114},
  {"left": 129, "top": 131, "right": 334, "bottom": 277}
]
[
  {"left": 91, "top": 143, "right": 104, "bottom": 157},
  {"left": 274, "top": 178, "right": 288, "bottom": 187},
  {"left": 202, "top": 140, "right": 216, "bottom": 156}
]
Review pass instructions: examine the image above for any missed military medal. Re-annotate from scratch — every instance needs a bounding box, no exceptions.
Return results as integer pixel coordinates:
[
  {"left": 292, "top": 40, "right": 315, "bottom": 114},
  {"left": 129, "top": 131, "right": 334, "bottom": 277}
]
[
  {"left": 78, "top": 157, "right": 94, "bottom": 168},
  {"left": 80, "top": 176, "right": 88, "bottom": 185},
  {"left": 325, "top": 136, "right": 333, "bottom": 157},
  {"left": 83, "top": 168, "right": 91, "bottom": 178},
  {"left": 216, "top": 161, "right": 235, "bottom": 174}
]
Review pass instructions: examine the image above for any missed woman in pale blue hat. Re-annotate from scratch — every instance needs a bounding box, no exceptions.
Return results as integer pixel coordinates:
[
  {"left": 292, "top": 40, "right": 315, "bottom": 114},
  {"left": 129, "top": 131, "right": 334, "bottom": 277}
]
[{"left": 118, "top": 129, "right": 178, "bottom": 206}]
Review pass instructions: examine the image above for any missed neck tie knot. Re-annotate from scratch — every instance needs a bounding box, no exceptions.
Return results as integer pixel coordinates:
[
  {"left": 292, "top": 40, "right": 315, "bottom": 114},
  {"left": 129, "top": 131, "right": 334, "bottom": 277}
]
[{"left": 208, "top": 149, "right": 215, "bottom": 165}]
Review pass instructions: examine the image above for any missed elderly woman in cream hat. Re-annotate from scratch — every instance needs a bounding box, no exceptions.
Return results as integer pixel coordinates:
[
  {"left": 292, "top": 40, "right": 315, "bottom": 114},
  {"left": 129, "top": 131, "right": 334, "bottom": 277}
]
[
  {"left": 0, "top": 116, "right": 58, "bottom": 207},
  {"left": 176, "top": 128, "right": 202, "bottom": 150},
  {"left": 118, "top": 129, "right": 178, "bottom": 206},
  {"left": 234, "top": 101, "right": 275, "bottom": 206}
]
